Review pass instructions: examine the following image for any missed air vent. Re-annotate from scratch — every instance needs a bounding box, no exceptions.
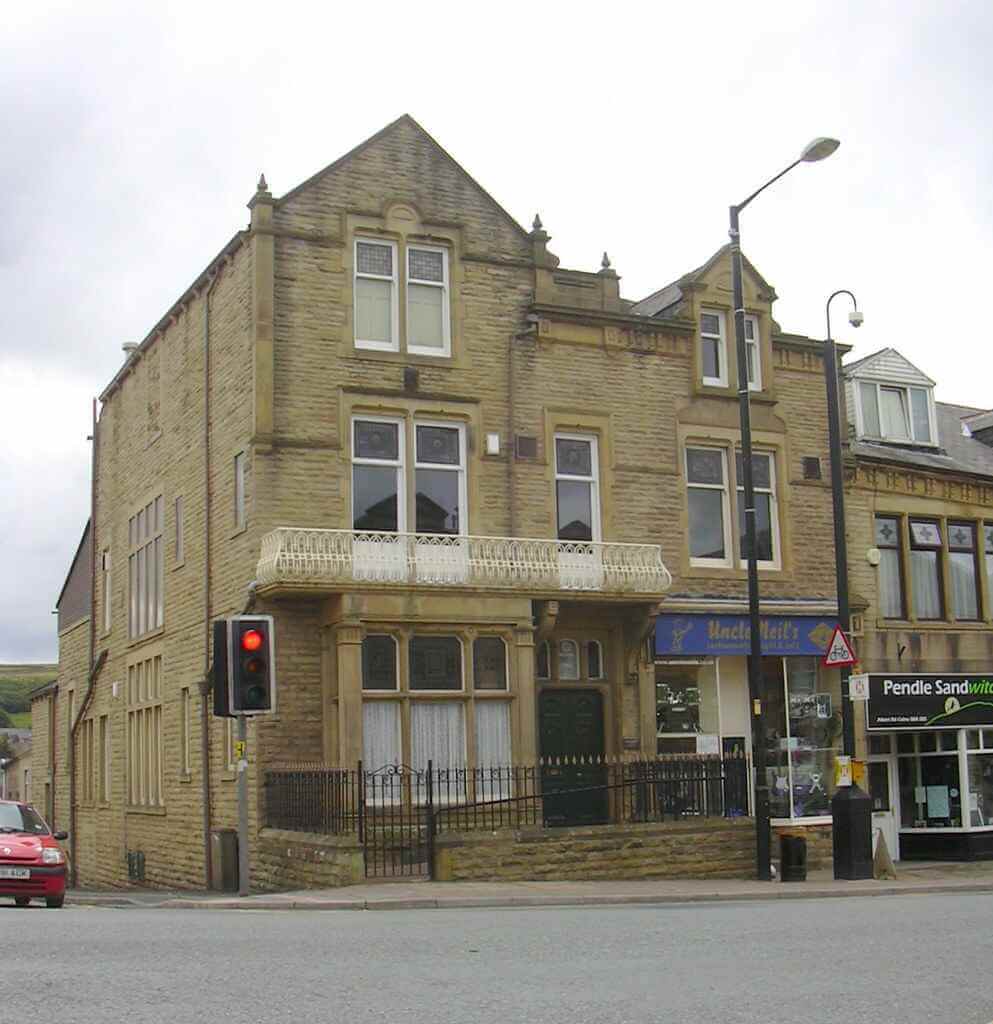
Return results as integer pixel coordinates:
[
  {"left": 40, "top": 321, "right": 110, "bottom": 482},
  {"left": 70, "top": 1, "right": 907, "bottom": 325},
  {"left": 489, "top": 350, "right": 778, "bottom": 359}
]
[
  {"left": 802, "top": 457, "right": 822, "bottom": 480},
  {"left": 515, "top": 435, "right": 538, "bottom": 459}
]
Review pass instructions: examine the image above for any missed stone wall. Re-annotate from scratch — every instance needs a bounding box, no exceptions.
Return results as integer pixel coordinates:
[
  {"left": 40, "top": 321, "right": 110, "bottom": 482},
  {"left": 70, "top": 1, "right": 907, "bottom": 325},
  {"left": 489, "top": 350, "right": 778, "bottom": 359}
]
[
  {"left": 434, "top": 819, "right": 757, "bottom": 882},
  {"left": 254, "top": 829, "right": 364, "bottom": 891}
]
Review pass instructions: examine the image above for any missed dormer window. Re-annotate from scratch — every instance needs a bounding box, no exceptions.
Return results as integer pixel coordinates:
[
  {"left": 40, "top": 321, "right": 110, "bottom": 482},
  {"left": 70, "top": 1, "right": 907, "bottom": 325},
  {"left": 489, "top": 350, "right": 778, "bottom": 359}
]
[{"left": 858, "top": 382, "right": 934, "bottom": 444}]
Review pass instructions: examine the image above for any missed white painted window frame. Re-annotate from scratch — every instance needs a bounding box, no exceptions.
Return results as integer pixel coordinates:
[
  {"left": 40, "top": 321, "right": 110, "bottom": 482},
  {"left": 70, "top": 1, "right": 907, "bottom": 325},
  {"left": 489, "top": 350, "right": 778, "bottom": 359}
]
[
  {"left": 736, "top": 449, "right": 782, "bottom": 571},
  {"left": 351, "top": 416, "right": 407, "bottom": 533},
  {"left": 855, "top": 379, "right": 937, "bottom": 446},
  {"left": 553, "top": 432, "right": 602, "bottom": 542},
  {"left": 413, "top": 420, "right": 467, "bottom": 536},
  {"left": 744, "top": 314, "right": 761, "bottom": 392},
  {"left": 406, "top": 244, "right": 451, "bottom": 358},
  {"left": 354, "top": 237, "right": 400, "bottom": 352},
  {"left": 700, "top": 308, "right": 728, "bottom": 388},
  {"left": 686, "top": 445, "right": 733, "bottom": 569}
]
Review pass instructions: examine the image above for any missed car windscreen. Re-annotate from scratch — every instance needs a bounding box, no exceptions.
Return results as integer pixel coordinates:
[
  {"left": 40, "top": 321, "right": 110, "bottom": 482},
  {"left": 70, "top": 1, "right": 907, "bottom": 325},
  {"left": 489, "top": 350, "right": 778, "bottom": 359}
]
[{"left": 0, "top": 804, "right": 49, "bottom": 834}]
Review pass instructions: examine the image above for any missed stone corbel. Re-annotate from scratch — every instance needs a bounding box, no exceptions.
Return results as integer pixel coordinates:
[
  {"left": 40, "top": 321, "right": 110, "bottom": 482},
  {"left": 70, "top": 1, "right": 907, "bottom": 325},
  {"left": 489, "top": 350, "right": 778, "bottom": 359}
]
[{"left": 623, "top": 602, "right": 663, "bottom": 675}]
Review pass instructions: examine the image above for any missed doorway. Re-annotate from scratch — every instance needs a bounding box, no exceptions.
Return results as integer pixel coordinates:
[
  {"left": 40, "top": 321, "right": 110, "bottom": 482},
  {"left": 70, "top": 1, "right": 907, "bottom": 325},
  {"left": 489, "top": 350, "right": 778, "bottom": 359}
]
[
  {"left": 539, "top": 689, "right": 607, "bottom": 826},
  {"left": 867, "top": 754, "right": 899, "bottom": 861}
]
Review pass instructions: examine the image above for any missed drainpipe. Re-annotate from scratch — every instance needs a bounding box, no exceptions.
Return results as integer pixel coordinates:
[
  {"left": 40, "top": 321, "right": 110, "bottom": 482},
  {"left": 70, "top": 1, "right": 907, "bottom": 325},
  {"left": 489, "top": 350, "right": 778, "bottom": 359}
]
[
  {"left": 200, "top": 269, "right": 221, "bottom": 888},
  {"left": 68, "top": 398, "right": 103, "bottom": 886}
]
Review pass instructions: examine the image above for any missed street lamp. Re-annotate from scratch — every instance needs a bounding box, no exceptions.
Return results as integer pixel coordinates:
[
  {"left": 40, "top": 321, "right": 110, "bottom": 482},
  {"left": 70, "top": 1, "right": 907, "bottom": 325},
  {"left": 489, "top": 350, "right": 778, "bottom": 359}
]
[
  {"left": 824, "top": 290, "right": 862, "bottom": 759},
  {"left": 729, "top": 136, "right": 840, "bottom": 881}
]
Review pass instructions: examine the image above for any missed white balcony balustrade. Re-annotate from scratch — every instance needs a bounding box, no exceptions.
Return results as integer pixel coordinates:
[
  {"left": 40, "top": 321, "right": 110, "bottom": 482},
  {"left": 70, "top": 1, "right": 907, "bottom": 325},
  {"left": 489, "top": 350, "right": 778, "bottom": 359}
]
[{"left": 256, "top": 529, "right": 671, "bottom": 599}]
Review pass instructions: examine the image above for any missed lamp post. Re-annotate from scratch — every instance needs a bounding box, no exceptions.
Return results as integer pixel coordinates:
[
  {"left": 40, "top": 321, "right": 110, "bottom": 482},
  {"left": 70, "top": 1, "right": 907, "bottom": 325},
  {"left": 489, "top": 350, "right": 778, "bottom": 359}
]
[
  {"left": 824, "top": 290, "right": 862, "bottom": 759},
  {"left": 729, "top": 137, "right": 840, "bottom": 881}
]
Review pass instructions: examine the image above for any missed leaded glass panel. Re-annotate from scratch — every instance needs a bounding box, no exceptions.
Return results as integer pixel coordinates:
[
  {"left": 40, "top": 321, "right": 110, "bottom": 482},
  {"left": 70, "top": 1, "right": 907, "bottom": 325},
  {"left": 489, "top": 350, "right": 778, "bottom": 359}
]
[
  {"left": 354, "top": 420, "right": 399, "bottom": 460},
  {"left": 357, "top": 241, "right": 393, "bottom": 277},
  {"left": 408, "top": 248, "right": 444, "bottom": 282},
  {"left": 686, "top": 448, "right": 724, "bottom": 485},
  {"left": 473, "top": 637, "right": 507, "bottom": 691},
  {"left": 362, "top": 636, "right": 398, "bottom": 691},
  {"left": 555, "top": 438, "right": 592, "bottom": 477},
  {"left": 416, "top": 425, "right": 460, "bottom": 465}
]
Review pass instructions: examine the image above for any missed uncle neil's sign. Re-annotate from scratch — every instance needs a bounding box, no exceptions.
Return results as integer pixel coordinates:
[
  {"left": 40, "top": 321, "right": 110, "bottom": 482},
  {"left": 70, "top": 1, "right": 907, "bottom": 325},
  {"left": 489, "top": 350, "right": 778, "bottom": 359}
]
[{"left": 866, "top": 673, "right": 993, "bottom": 730}]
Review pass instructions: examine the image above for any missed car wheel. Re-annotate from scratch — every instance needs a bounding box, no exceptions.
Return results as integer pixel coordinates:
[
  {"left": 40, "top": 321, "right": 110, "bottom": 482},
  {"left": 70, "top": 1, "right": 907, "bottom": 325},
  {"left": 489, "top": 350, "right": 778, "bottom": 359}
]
[
  {"left": 45, "top": 895, "right": 65, "bottom": 909},
  {"left": 14, "top": 897, "right": 30, "bottom": 907}
]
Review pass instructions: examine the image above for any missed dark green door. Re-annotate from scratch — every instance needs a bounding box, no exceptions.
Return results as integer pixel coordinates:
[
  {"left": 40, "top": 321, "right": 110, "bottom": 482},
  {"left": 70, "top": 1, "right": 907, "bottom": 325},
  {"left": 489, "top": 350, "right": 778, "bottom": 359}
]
[{"left": 539, "top": 690, "right": 608, "bottom": 827}]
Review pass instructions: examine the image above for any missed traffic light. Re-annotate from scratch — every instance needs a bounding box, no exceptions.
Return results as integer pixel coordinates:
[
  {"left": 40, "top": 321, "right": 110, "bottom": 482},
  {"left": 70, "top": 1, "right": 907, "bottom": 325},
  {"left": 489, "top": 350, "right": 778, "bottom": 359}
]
[{"left": 212, "top": 616, "right": 276, "bottom": 716}]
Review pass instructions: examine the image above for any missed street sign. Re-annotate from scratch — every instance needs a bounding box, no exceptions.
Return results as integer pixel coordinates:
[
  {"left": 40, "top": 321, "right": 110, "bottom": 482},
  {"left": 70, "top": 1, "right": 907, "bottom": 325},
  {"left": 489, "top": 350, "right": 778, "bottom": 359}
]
[
  {"left": 849, "top": 673, "right": 870, "bottom": 700},
  {"left": 822, "top": 625, "right": 857, "bottom": 668}
]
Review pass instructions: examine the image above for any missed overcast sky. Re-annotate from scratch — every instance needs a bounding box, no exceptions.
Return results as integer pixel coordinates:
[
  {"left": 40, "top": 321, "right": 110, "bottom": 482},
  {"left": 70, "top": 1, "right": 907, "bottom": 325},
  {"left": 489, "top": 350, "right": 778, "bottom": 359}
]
[{"left": 3, "top": 1, "right": 991, "bottom": 663}]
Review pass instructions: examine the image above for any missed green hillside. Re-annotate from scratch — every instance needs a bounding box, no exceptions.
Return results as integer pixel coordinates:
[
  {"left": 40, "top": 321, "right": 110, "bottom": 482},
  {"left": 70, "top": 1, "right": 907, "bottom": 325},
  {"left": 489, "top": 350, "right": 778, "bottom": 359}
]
[{"left": 0, "top": 664, "right": 56, "bottom": 730}]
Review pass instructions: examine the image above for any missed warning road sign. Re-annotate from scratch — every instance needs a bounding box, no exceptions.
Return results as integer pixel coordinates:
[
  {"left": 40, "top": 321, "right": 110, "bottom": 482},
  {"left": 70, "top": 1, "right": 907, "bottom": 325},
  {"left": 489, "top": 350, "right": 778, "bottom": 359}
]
[{"left": 822, "top": 625, "right": 857, "bottom": 668}]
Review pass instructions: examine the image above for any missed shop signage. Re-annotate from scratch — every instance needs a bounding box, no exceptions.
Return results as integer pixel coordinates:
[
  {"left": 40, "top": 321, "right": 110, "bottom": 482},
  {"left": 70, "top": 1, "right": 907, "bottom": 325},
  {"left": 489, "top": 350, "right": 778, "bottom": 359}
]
[
  {"left": 866, "top": 673, "right": 993, "bottom": 730},
  {"left": 655, "top": 614, "right": 838, "bottom": 657}
]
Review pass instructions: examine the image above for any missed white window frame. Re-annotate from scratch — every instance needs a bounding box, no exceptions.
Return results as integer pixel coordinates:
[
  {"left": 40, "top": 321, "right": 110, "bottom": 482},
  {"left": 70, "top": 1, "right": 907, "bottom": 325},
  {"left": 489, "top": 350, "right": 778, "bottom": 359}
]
[
  {"left": 406, "top": 244, "right": 451, "bottom": 358},
  {"left": 855, "top": 380, "right": 937, "bottom": 445},
  {"left": 685, "top": 446, "right": 733, "bottom": 569},
  {"left": 744, "top": 314, "right": 762, "bottom": 392},
  {"left": 736, "top": 449, "right": 782, "bottom": 571},
  {"left": 351, "top": 416, "right": 407, "bottom": 533},
  {"left": 354, "top": 238, "right": 399, "bottom": 352},
  {"left": 554, "top": 432, "right": 601, "bottom": 542},
  {"left": 413, "top": 420, "right": 467, "bottom": 537},
  {"left": 700, "top": 308, "right": 728, "bottom": 388}
]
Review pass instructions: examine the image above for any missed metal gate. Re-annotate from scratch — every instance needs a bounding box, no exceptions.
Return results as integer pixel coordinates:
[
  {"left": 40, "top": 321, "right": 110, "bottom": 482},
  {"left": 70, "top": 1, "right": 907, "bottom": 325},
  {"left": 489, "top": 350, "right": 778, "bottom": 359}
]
[{"left": 360, "top": 763, "right": 434, "bottom": 878}]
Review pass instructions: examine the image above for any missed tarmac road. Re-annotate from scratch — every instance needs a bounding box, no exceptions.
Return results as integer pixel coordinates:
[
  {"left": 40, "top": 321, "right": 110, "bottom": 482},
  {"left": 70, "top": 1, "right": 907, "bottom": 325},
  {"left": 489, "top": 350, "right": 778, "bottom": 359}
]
[{"left": 5, "top": 892, "right": 993, "bottom": 1024}]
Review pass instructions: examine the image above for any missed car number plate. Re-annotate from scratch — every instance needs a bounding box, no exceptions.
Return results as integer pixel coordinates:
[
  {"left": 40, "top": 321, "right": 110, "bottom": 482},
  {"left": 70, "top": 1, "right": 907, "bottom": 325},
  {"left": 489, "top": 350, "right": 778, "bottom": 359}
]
[{"left": 0, "top": 867, "right": 30, "bottom": 879}]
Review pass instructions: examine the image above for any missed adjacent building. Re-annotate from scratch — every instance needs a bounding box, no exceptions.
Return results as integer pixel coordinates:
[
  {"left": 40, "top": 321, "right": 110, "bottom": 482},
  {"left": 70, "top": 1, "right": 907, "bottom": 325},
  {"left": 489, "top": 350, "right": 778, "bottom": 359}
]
[
  {"left": 49, "top": 116, "right": 851, "bottom": 889},
  {"left": 844, "top": 348, "right": 993, "bottom": 860}
]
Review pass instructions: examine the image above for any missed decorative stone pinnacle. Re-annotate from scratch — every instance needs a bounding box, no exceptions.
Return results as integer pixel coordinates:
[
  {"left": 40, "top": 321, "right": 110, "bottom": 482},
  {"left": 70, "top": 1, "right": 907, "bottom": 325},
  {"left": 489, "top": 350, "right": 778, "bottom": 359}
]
[
  {"left": 257, "top": 173, "right": 269, "bottom": 192},
  {"left": 533, "top": 213, "right": 543, "bottom": 230},
  {"left": 602, "top": 252, "right": 611, "bottom": 270}
]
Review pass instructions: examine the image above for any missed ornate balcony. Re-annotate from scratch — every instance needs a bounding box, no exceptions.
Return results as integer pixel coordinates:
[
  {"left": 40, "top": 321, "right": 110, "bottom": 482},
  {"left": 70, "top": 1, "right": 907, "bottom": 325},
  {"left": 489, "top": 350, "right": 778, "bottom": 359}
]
[{"left": 256, "top": 528, "right": 672, "bottom": 600}]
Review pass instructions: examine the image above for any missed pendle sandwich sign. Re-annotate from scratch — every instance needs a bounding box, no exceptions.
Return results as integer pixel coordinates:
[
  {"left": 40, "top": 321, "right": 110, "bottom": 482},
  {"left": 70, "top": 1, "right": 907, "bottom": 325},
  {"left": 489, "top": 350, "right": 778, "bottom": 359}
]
[{"left": 866, "top": 674, "right": 993, "bottom": 730}]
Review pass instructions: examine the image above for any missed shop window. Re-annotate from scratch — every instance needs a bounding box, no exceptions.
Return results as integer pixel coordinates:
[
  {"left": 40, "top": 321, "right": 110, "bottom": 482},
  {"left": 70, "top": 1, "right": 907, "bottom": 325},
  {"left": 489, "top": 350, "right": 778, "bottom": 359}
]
[
  {"left": 875, "top": 516, "right": 905, "bottom": 619},
  {"left": 763, "top": 657, "right": 839, "bottom": 820},
  {"left": 985, "top": 525, "right": 993, "bottom": 610},
  {"left": 536, "top": 641, "right": 550, "bottom": 680},
  {"left": 362, "top": 636, "right": 398, "bottom": 691},
  {"left": 587, "top": 640, "right": 603, "bottom": 680},
  {"left": 897, "top": 733, "right": 963, "bottom": 828},
  {"left": 655, "top": 666, "right": 700, "bottom": 736},
  {"left": 909, "top": 519, "right": 944, "bottom": 619},
  {"left": 966, "top": 732, "right": 993, "bottom": 827},
  {"left": 473, "top": 637, "right": 507, "bottom": 691},
  {"left": 557, "top": 640, "right": 579, "bottom": 680}
]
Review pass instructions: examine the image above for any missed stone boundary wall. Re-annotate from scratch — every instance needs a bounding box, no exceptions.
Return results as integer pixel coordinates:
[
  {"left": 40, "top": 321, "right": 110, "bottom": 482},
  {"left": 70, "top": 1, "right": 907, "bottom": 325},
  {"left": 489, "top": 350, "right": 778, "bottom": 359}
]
[
  {"left": 255, "top": 829, "right": 364, "bottom": 892},
  {"left": 434, "top": 819, "right": 757, "bottom": 882}
]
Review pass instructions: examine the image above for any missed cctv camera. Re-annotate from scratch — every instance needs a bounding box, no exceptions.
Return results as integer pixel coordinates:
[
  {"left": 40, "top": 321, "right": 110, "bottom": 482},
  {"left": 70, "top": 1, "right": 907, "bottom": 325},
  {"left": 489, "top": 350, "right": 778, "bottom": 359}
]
[{"left": 848, "top": 310, "right": 864, "bottom": 328}]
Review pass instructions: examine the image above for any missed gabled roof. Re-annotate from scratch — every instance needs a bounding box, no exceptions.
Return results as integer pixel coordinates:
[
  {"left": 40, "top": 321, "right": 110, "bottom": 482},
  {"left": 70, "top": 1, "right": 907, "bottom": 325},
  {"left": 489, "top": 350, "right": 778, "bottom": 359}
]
[
  {"left": 629, "top": 244, "right": 776, "bottom": 318},
  {"left": 277, "top": 114, "right": 531, "bottom": 242},
  {"left": 843, "top": 346, "right": 936, "bottom": 387},
  {"left": 55, "top": 520, "right": 90, "bottom": 610}
]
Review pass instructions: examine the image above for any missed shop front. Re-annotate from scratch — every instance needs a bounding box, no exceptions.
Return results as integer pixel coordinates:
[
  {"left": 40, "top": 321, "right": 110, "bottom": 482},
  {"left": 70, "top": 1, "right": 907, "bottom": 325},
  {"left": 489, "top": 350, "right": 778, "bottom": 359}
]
[
  {"left": 655, "top": 612, "right": 842, "bottom": 825},
  {"left": 864, "top": 673, "right": 993, "bottom": 861}
]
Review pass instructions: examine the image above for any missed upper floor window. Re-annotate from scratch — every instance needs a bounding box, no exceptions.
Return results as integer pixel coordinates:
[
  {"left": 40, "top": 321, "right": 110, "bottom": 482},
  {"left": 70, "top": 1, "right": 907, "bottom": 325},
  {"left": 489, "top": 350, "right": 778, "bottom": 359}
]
[
  {"left": 858, "top": 381, "right": 933, "bottom": 444},
  {"left": 352, "top": 417, "right": 466, "bottom": 534},
  {"left": 909, "top": 519, "right": 944, "bottom": 620},
  {"left": 736, "top": 451, "right": 780, "bottom": 568},
  {"left": 700, "top": 309, "right": 727, "bottom": 387},
  {"left": 354, "top": 239, "right": 450, "bottom": 357},
  {"left": 128, "top": 496, "right": 163, "bottom": 638},
  {"left": 554, "top": 435, "right": 600, "bottom": 541},
  {"left": 745, "top": 315, "right": 761, "bottom": 391},
  {"left": 875, "top": 516, "right": 905, "bottom": 619}
]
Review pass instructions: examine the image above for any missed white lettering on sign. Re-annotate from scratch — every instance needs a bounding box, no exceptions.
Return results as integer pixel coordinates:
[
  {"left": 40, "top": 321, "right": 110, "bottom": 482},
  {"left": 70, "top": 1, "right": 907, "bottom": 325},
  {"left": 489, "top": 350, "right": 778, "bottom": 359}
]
[{"left": 882, "top": 678, "right": 974, "bottom": 697}]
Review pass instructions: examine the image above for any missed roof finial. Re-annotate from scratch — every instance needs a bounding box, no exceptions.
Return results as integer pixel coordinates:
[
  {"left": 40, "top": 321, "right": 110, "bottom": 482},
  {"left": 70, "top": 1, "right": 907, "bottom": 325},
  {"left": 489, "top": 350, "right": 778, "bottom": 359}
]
[
  {"left": 601, "top": 252, "right": 611, "bottom": 270},
  {"left": 257, "top": 173, "right": 268, "bottom": 193},
  {"left": 533, "top": 213, "right": 543, "bottom": 231}
]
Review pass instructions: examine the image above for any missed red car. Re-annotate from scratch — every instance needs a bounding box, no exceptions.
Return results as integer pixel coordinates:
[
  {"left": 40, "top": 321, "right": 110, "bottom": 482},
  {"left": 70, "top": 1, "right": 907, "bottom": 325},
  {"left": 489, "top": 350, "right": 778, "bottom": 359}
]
[{"left": 0, "top": 800, "right": 68, "bottom": 908}]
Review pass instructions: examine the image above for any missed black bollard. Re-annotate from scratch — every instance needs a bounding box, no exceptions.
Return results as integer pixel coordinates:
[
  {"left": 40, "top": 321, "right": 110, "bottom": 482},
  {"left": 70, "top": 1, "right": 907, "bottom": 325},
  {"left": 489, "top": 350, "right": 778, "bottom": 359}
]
[{"left": 831, "top": 784, "right": 873, "bottom": 880}]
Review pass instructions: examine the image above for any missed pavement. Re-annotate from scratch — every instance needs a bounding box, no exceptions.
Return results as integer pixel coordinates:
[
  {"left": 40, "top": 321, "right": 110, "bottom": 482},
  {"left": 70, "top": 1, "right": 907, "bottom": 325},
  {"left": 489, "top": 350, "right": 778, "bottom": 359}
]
[{"left": 65, "top": 859, "right": 993, "bottom": 911}]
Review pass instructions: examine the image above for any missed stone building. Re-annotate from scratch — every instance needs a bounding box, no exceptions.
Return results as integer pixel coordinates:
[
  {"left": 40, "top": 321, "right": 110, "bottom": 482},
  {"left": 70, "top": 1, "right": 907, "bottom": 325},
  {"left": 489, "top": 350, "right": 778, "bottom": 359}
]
[
  {"left": 50, "top": 116, "right": 847, "bottom": 889},
  {"left": 843, "top": 348, "right": 993, "bottom": 860}
]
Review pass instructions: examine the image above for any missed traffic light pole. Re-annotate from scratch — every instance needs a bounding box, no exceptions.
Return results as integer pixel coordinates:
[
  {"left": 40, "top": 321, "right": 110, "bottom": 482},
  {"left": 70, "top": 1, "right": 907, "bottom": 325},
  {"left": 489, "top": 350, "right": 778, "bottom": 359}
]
[{"left": 237, "top": 714, "right": 249, "bottom": 897}]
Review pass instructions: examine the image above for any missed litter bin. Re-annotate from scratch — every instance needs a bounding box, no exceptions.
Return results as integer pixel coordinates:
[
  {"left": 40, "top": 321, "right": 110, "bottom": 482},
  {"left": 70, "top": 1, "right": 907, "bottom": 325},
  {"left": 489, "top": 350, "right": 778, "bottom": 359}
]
[{"left": 779, "top": 834, "right": 807, "bottom": 882}]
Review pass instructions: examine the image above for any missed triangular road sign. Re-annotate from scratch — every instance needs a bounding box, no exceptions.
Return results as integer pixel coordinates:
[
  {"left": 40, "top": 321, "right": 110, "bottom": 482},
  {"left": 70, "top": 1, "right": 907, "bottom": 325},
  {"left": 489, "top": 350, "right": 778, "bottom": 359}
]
[{"left": 823, "top": 625, "right": 857, "bottom": 667}]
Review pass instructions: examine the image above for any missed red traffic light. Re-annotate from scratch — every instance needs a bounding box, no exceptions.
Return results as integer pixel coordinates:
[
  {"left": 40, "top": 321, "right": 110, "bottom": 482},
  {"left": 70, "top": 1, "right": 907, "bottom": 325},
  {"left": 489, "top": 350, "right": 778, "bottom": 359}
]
[{"left": 241, "top": 629, "right": 264, "bottom": 653}]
